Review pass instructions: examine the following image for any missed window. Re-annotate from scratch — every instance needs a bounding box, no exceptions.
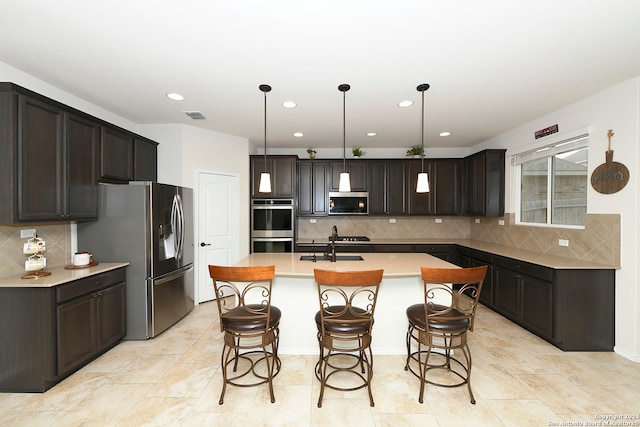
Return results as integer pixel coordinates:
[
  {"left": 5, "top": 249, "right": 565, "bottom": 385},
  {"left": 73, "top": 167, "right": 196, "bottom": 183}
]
[{"left": 513, "top": 132, "right": 589, "bottom": 227}]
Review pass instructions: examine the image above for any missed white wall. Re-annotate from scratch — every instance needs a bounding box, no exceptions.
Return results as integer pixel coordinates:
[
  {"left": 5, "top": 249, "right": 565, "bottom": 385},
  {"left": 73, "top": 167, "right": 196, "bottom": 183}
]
[
  {"left": 138, "top": 123, "right": 251, "bottom": 258},
  {"left": 479, "top": 77, "right": 640, "bottom": 361},
  {"left": 0, "top": 62, "right": 140, "bottom": 135}
]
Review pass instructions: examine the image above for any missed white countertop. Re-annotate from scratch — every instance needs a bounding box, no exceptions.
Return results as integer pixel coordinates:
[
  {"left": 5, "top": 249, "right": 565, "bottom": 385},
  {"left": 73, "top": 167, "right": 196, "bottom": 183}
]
[
  {"left": 232, "top": 252, "right": 456, "bottom": 278},
  {"left": 0, "top": 262, "right": 129, "bottom": 288}
]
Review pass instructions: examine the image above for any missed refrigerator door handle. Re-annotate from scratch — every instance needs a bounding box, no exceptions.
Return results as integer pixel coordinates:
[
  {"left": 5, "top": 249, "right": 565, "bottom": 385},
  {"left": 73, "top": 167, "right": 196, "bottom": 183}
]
[
  {"left": 172, "top": 194, "right": 185, "bottom": 260},
  {"left": 154, "top": 264, "right": 193, "bottom": 286}
]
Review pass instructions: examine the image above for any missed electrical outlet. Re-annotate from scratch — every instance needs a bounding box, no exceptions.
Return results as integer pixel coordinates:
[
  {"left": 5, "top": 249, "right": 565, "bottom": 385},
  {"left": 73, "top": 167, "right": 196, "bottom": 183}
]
[
  {"left": 559, "top": 239, "right": 569, "bottom": 247},
  {"left": 20, "top": 229, "right": 36, "bottom": 238},
  {"left": 474, "top": 218, "right": 480, "bottom": 223},
  {"left": 310, "top": 219, "right": 316, "bottom": 224},
  {"left": 389, "top": 218, "right": 396, "bottom": 224},
  {"left": 498, "top": 219, "right": 505, "bottom": 226},
  {"left": 435, "top": 218, "right": 442, "bottom": 223}
]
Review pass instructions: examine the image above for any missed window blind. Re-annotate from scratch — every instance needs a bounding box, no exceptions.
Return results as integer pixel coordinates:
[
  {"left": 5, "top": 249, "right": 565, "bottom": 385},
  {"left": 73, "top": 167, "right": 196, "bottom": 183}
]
[{"left": 511, "top": 133, "right": 589, "bottom": 166}]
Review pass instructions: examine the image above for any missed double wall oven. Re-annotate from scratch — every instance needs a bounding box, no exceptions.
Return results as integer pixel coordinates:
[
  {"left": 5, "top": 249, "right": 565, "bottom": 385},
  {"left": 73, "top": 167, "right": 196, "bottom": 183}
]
[{"left": 251, "top": 199, "right": 295, "bottom": 252}]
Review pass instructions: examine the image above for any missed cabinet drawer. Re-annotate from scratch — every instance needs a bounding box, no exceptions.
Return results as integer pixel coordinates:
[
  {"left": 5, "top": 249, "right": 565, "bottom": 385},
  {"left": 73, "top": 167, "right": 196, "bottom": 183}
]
[
  {"left": 471, "top": 249, "right": 493, "bottom": 264},
  {"left": 494, "top": 257, "right": 553, "bottom": 282},
  {"left": 56, "top": 268, "right": 126, "bottom": 303},
  {"left": 457, "top": 245, "right": 471, "bottom": 257},
  {"left": 372, "top": 244, "right": 413, "bottom": 253},
  {"left": 414, "top": 244, "right": 450, "bottom": 253}
]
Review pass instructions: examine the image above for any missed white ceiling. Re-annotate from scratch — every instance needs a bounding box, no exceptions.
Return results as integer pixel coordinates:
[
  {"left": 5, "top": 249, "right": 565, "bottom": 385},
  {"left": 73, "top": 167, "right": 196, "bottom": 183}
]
[{"left": 2, "top": 1, "right": 639, "bottom": 151}]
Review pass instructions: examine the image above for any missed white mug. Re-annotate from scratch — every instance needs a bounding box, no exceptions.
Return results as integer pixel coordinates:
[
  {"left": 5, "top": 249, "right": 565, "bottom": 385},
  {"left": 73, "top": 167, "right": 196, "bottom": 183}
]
[
  {"left": 23, "top": 237, "right": 46, "bottom": 254},
  {"left": 73, "top": 252, "right": 92, "bottom": 266},
  {"left": 25, "top": 254, "right": 46, "bottom": 271}
]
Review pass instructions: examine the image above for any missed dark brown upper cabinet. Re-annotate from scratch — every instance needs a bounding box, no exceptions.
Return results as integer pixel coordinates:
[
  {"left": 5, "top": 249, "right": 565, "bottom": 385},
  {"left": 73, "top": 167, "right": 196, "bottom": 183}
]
[
  {"left": 329, "top": 160, "right": 368, "bottom": 191},
  {"left": 66, "top": 113, "right": 100, "bottom": 219},
  {"left": 100, "top": 125, "right": 158, "bottom": 183},
  {"left": 100, "top": 126, "right": 134, "bottom": 182},
  {"left": 250, "top": 155, "right": 297, "bottom": 199},
  {"left": 0, "top": 82, "right": 159, "bottom": 223},
  {"left": 297, "top": 160, "right": 328, "bottom": 216},
  {"left": 0, "top": 86, "right": 99, "bottom": 222},
  {"left": 134, "top": 137, "right": 158, "bottom": 181},
  {"left": 407, "top": 159, "right": 433, "bottom": 215},
  {"left": 463, "top": 149, "right": 506, "bottom": 217},
  {"left": 368, "top": 160, "right": 407, "bottom": 215},
  {"left": 431, "top": 158, "right": 463, "bottom": 215}
]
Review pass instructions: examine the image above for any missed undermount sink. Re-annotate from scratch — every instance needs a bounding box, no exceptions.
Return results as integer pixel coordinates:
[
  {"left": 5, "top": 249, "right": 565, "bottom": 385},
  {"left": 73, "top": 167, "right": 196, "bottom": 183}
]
[{"left": 299, "top": 254, "right": 364, "bottom": 262}]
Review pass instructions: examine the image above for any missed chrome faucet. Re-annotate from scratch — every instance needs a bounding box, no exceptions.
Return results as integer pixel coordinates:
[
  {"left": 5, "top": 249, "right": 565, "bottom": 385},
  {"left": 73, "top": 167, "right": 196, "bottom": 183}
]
[{"left": 328, "top": 225, "right": 338, "bottom": 262}]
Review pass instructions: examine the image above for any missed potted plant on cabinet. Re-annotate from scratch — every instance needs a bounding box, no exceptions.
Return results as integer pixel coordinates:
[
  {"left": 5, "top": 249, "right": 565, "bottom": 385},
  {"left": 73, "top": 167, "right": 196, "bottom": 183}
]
[
  {"left": 306, "top": 148, "right": 316, "bottom": 159},
  {"left": 352, "top": 147, "right": 365, "bottom": 158},
  {"left": 406, "top": 145, "right": 425, "bottom": 158}
]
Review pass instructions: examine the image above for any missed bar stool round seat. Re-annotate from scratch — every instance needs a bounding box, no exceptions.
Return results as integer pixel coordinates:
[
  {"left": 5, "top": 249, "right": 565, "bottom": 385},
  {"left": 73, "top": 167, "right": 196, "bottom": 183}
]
[
  {"left": 405, "top": 266, "right": 487, "bottom": 405},
  {"left": 223, "top": 305, "right": 282, "bottom": 331},
  {"left": 313, "top": 269, "right": 384, "bottom": 408},
  {"left": 314, "top": 305, "right": 370, "bottom": 334},
  {"left": 406, "top": 303, "right": 470, "bottom": 332}
]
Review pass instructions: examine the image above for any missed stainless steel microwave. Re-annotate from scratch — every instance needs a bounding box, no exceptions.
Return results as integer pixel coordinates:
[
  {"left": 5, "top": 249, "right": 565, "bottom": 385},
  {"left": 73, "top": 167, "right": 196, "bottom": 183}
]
[{"left": 328, "top": 192, "right": 369, "bottom": 215}]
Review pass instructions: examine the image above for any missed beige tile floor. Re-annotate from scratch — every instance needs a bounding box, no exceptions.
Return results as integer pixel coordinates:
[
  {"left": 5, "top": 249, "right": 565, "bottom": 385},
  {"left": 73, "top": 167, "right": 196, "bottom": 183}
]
[{"left": 2, "top": 302, "right": 640, "bottom": 427}]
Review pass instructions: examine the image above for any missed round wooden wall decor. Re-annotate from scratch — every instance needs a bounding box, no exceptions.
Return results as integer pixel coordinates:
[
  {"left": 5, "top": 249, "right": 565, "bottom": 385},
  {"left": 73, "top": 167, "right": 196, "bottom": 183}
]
[{"left": 591, "top": 130, "right": 630, "bottom": 194}]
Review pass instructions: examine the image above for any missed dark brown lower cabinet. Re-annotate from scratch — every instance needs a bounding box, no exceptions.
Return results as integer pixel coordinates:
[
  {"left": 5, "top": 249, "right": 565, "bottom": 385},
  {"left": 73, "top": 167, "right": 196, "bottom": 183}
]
[
  {"left": 57, "top": 280, "right": 126, "bottom": 376},
  {"left": 494, "top": 262, "right": 552, "bottom": 337},
  {"left": 414, "top": 244, "right": 457, "bottom": 263},
  {"left": 0, "top": 267, "right": 126, "bottom": 392},
  {"left": 470, "top": 250, "right": 494, "bottom": 306},
  {"left": 492, "top": 256, "right": 613, "bottom": 351}
]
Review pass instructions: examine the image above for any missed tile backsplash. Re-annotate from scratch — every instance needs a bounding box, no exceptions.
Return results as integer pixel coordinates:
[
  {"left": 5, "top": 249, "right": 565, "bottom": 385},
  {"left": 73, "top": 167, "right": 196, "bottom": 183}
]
[
  {"left": 298, "top": 213, "right": 620, "bottom": 266},
  {"left": 0, "top": 223, "right": 72, "bottom": 278},
  {"left": 0, "top": 213, "right": 619, "bottom": 278},
  {"left": 470, "top": 213, "right": 620, "bottom": 267},
  {"left": 297, "top": 216, "right": 471, "bottom": 241}
]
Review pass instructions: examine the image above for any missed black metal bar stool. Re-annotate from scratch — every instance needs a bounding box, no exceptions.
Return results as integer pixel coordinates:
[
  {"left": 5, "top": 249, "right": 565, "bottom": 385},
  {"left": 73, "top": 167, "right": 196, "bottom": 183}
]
[
  {"left": 313, "top": 268, "right": 384, "bottom": 408},
  {"left": 405, "top": 265, "right": 487, "bottom": 404},
  {"left": 208, "top": 264, "right": 281, "bottom": 404}
]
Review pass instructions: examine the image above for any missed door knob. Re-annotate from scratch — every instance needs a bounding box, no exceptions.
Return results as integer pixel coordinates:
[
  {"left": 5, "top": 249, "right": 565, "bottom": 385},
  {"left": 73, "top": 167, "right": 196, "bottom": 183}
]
[{"left": 200, "top": 242, "right": 211, "bottom": 247}]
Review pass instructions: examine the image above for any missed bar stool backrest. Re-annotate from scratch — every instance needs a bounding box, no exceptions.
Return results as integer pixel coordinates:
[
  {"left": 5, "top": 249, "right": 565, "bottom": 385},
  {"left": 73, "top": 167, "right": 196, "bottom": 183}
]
[
  {"left": 420, "top": 266, "right": 488, "bottom": 331},
  {"left": 208, "top": 265, "right": 276, "bottom": 333},
  {"left": 314, "top": 269, "right": 384, "bottom": 337}
]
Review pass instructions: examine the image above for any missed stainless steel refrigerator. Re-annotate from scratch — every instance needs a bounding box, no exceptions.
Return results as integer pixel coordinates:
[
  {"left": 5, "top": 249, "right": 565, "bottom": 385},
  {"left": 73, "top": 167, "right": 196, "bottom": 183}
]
[{"left": 78, "top": 182, "right": 194, "bottom": 339}]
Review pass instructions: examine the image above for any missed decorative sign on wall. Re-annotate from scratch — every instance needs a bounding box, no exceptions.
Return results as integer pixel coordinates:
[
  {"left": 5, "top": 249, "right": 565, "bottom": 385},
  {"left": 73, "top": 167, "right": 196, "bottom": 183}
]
[
  {"left": 535, "top": 124, "right": 558, "bottom": 139},
  {"left": 591, "top": 129, "right": 629, "bottom": 194}
]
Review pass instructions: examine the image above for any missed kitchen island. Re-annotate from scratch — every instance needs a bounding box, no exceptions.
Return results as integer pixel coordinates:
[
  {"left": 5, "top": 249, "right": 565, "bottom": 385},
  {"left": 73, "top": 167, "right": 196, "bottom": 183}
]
[{"left": 232, "top": 252, "right": 457, "bottom": 355}]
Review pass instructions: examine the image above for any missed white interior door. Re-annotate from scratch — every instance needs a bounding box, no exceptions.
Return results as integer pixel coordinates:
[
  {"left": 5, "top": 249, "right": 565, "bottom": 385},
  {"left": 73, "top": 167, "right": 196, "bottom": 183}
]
[{"left": 196, "top": 171, "right": 239, "bottom": 303}]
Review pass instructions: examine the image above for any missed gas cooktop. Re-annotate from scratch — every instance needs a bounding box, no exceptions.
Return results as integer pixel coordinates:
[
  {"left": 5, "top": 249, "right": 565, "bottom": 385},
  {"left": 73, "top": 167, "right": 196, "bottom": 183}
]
[{"left": 329, "top": 236, "right": 370, "bottom": 242}]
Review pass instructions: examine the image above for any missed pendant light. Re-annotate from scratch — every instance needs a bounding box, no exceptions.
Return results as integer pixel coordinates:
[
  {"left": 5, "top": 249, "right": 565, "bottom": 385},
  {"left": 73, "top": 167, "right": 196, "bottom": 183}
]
[
  {"left": 338, "top": 83, "right": 351, "bottom": 192},
  {"left": 258, "top": 84, "right": 272, "bottom": 193},
  {"left": 416, "top": 83, "right": 430, "bottom": 193}
]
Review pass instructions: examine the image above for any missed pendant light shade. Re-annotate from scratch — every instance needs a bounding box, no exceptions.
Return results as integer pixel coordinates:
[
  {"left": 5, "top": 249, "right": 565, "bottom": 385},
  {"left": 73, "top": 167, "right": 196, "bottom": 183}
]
[
  {"left": 338, "top": 84, "right": 351, "bottom": 192},
  {"left": 258, "top": 84, "right": 272, "bottom": 193},
  {"left": 258, "top": 172, "right": 271, "bottom": 193},
  {"left": 416, "top": 172, "right": 430, "bottom": 193},
  {"left": 416, "top": 83, "right": 430, "bottom": 193}
]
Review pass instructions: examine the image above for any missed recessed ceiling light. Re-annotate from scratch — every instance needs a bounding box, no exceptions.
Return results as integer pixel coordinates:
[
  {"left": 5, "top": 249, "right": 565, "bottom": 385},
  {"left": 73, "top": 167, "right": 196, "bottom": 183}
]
[
  {"left": 398, "top": 100, "right": 413, "bottom": 107},
  {"left": 439, "top": 131, "right": 451, "bottom": 137},
  {"left": 282, "top": 101, "right": 297, "bottom": 108},
  {"left": 166, "top": 93, "right": 184, "bottom": 101},
  {"left": 293, "top": 132, "right": 303, "bottom": 137},
  {"left": 366, "top": 132, "right": 377, "bottom": 137}
]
